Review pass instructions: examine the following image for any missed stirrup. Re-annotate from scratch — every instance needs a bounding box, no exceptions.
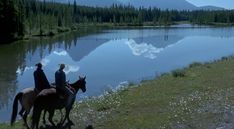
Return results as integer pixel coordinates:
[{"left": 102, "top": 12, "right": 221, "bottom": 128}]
[{"left": 59, "top": 95, "right": 65, "bottom": 99}]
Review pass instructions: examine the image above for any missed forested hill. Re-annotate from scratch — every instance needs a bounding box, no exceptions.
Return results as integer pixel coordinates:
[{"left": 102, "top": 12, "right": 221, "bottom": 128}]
[
  {"left": 73, "top": 0, "right": 196, "bottom": 10},
  {"left": 126, "top": 0, "right": 197, "bottom": 10},
  {"left": 0, "top": 0, "right": 233, "bottom": 44},
  {"left": 52, "top": 0, "right": 224, "bottom": 10}
]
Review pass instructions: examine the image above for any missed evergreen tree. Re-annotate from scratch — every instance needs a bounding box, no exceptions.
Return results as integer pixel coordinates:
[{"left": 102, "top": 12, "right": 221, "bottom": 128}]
[
  {"left": 1, "top": 0, "right": 234, "bottom": 44},
  {"left": 0, "top": 0, "right": 19, "bottom": 43}
]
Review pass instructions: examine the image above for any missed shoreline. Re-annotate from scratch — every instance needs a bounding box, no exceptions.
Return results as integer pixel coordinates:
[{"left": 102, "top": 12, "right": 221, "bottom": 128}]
[
  {"left": 2, "top": 55, "right": 234, "bottom": 128},
  {"left": 72, "top": 55, "right": 234, "bottom": 129},
  {"left": 2, "top": 22, "right": 234, "bottom": 45}
]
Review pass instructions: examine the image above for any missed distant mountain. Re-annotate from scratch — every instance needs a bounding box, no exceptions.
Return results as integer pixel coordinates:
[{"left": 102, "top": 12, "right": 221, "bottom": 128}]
[
  {"left": 125, "top": 0, "right": 197, "bottom": 10},
  {"left": 46, "top": 0, "right": 119, "bottom": 6},
  {"left": 51, "top": 0, "right": 224, "bottom": 10},
  {"left": 199, "top": 6, "right": 225, "bottom": 10},
  {"left": 75, "top": 0, "right": 121, "bottom": 7}
]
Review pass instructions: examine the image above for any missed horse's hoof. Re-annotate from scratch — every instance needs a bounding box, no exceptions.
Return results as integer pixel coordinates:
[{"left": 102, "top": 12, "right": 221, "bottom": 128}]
[
  {"left": 57, "top": 122, "right": 63, "bottom": 127},
  {"left": 85, "top": 125, "right": 94, "bottom": 129},
  {"left": 68, "top": 120, "right": 74, "bottom": 126},
  {"left": 19, "top": 113, "right": 23, "bottom": 117}
]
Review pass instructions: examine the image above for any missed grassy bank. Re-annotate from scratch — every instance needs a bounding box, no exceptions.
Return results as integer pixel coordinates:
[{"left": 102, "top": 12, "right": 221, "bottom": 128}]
[
  {"left": 70, "top": 56, "right": 234, "bottom": 129},
  {"left": 2, "top": 56, "right": 234, "bottom": 129}
]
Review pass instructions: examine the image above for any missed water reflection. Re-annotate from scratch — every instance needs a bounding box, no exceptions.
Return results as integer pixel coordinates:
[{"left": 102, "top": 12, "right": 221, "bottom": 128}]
[
  {"left": 0, "top": 28, "right": 104, "bottom": 121},
  {"left": 1, "top": 26, "right": 234, "bottom": 122},
  {"left": 126, "top": 39, "right": 164, "bottom": 59},
  {"left": 0, "top": 43, "right": 26, "bottom": 109}
]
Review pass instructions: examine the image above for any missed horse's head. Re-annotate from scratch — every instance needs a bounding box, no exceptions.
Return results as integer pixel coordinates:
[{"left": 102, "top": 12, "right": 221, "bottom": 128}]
[
  {"left": 72, "top": 76, "right": 86, "bottom": 93},
  {"left": 79, "top": 76, "right": 86, "bottom": 93}
]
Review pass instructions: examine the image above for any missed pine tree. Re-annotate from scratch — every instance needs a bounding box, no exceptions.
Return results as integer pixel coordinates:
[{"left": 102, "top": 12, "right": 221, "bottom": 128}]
[{"left": 0, "top": 0, "right": 19, "bottom": 43}]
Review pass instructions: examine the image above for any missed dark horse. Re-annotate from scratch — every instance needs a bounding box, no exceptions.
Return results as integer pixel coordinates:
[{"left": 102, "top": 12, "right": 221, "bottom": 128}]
[{"left": 32, "top": 76, "right": 86, "bottom": 129}]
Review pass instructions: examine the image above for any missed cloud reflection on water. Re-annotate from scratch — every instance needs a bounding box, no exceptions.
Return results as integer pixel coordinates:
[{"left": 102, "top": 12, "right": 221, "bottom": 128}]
[
  {"left": 53, "top": 51, "right": 68, "bottom": 56},
  {"left": 125, "top": 39, "right": 171, "bottom": 59}
]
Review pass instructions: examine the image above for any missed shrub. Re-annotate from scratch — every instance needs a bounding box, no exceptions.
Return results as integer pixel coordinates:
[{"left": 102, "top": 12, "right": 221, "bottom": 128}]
[
  {"left": 221, "top": 57, "right": 229, "bottom": 61},
  {"left": 57, "top": 27, "right": 70, "bottom": 33},
  {"left": 47, "top": 30, "right": 56, "bottom": 36},
  {"left": 189, "top": 62, "right": 202, "bottom": 68},
  {"left": 172, "top": 69, "right": 186, "bottom": 77}
]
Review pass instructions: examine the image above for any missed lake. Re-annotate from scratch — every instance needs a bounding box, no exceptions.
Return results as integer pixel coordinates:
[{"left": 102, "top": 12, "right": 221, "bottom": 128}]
[{"left": 1, "top": 25, "right": 234, "bottom": 122}]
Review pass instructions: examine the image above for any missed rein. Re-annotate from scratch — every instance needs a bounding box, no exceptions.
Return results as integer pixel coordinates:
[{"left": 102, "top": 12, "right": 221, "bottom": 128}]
[{"left": 69, "top": 80, "right": 82, "bottom": 93}]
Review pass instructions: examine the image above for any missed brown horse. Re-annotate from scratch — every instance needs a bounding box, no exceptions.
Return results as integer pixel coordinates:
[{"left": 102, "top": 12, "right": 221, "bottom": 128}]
[
  {"left": 32, "top": 76, "right": 86, "bottom": 129},
  {"left": 10, "top": 88, "right": 52, "bottom": 129},
  {"left": 11, "top": 87, "right": 37, "bottom": 129}
]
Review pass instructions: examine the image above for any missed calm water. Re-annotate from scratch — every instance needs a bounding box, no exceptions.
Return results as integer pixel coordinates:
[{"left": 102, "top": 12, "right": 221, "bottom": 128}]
[{"left": 1, "top": 25, "right": 234, "bottom": 122}]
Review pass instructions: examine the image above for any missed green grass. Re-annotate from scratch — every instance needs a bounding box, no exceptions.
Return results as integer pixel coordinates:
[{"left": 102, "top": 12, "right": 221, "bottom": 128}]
[
  {"left": 2, "top": 56, "right": 234, "bottom": 129},
  {"left": 72, "top": 56, "right": 234, "bottom": 129},
  {"left": 0, "top": 122, "right": 24, "bottom": 129}
]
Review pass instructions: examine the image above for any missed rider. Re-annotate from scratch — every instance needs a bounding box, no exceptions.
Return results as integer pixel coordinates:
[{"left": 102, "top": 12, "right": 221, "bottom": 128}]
[
  {"left": 55, "top": 64, "right": 75, "bottom": 108},
  {"left": 34, "top": 63, "right": 50, "bottom": 93}
]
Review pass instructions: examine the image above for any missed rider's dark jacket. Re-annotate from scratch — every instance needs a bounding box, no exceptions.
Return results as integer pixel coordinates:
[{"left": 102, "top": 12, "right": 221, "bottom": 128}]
[
  {"left": 55, "top": 69, "right": 66, "bottom": 91},
  {"left": 34, "top": 68, "right": 50, "bottom": 92}
]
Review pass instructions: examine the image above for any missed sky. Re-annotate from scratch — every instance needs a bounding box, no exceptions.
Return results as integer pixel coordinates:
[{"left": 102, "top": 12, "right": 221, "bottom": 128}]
[{"left": 186, "top": 0, "right": 234, "bottom": 9}]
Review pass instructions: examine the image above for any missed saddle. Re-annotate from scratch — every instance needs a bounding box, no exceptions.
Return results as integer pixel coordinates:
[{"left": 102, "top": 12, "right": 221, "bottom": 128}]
[
  {"left": 50, "top": 83, "right": 67, "bottom": 99},
  {"left": 51, "top": 83, "right": 75, "bottom": 99},
  {"left": 56, "top": 89, "right": 68, "bottom": 99}
]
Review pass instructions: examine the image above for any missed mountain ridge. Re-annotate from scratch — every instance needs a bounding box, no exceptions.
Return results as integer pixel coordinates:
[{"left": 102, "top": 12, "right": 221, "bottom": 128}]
[
  {"left": 198, "top": 6, "right": 225, "bottom": 10},
  {"left": 51, "top": 0, "right": 225, "bottom": 10}
]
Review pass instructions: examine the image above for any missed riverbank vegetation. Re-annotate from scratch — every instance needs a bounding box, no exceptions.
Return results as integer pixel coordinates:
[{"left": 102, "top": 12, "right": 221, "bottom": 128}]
[
  {"left": 2, "top": 56, "right": 234, "bottom": 129},
  {"left": 1, "top": 0, "right": 234, "bottom": 43},
  {"left": 70, "top": 56, "right": 234, "bottom": 129}
]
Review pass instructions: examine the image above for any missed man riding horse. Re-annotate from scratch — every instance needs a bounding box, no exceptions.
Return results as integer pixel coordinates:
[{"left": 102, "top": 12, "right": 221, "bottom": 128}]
[
  {"left": 55, "top": 64, "right": 75, "bottom": 108},
  {"left": 12, "top": 63, "right": 83, "bottom": 129},
  {"left": 34, "top": 63, "right": 51, "bottom": 92},
  {"left": 32, "top": 64, "right": 87, "bottom": 129},
  {"left": 11, "top": 62, "right": 51, "bottom": 128}
]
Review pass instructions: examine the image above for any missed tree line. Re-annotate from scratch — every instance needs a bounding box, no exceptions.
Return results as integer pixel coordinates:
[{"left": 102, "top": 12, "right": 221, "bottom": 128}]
[{"left": 1, "top": 0, "right": 234, "bottom": 43}]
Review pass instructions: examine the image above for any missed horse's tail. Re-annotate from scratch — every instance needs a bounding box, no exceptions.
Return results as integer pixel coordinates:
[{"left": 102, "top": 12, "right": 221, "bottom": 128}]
[
  {"left": 32, "top": 98, "right": 42, "bottom": 129},
  {"left": 11, "top": 92, "right": 23, "bottom": 125}
]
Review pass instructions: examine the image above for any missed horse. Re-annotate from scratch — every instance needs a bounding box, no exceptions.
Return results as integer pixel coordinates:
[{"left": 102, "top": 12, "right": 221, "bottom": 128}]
[
  {"left": 10, "top": 87, "right": 37, "bottom": 129},
  {"left": 10, "top": 87, "right": 55, "bottom": 129},
  {"left": 32, "top": 76, "right": 86, "bottom": 129}
]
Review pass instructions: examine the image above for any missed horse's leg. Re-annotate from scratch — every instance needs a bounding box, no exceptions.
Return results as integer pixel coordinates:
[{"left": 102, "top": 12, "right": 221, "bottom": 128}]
[
  {"left": 32, "top": 104, "right": 42, "bottom": 129},
  {"left": 67, "top": 100, "right": 75, "bottom": 124},
  {"left": 62, "top": 106, "right": 73, "bottom": 125},
  {"left": 23, "top": 101, "right": 33, "bottom": 129},
  {"left": 42, "top": 110, "right": 47, "bottom": 124},
  {"left": 23, "top": 111, "right": 30, "bottom": 129},
  {"left": 19, "top": 107, "right": 25, "bottom": 117},
  {"left": 62, "top": 99, "right": 75, "bottom": 125},
  {"left": 66, "top": 108, "right": 72, "bottom": 123},
  {"left": 48, "top": 109, "right": 56, "bottom": 126},
  {"left": 59, "top": 109, "right": 64, "bottom": 124},
  {"left": 35, "top": 110, "right": 41, "bottom": 129},
  {"left": 61, "top": 108, "right": 68, "bottom": 125},
  {"left": 35, "top": 118, "right": 39, "bottom": 129}
]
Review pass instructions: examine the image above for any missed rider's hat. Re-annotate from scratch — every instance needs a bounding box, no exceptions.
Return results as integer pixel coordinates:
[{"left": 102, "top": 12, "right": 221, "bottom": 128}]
[
  {"left": 35, "top": 63, "right": 42, "bottom": 68},
  {"left": 59, "top": 64, "right": 65, "bottom": 69}
]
